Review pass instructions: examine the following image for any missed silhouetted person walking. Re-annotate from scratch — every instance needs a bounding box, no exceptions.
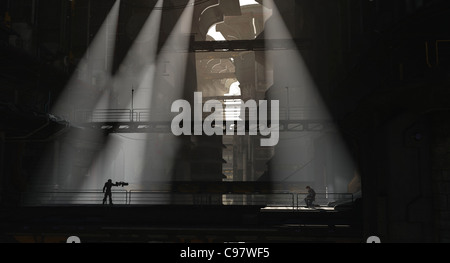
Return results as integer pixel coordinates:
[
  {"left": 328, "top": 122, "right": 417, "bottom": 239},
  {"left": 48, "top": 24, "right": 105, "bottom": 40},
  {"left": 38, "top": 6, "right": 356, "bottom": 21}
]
[
  {"left": 304, "top": 186, "right": 316, "bottom": 208},
  {"left": 103, "top": 179, "right": 118, "bottom": 205}
]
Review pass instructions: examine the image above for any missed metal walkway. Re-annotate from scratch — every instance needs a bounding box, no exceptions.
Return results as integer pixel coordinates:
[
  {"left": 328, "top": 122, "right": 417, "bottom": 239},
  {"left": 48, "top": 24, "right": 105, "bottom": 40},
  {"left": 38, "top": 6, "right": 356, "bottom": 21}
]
[
  {"left": 71, "top": 108, "right": 335, "bottom": 134},
  {"left": 19, "top": 190, "right": 354, "bottom": 210}
]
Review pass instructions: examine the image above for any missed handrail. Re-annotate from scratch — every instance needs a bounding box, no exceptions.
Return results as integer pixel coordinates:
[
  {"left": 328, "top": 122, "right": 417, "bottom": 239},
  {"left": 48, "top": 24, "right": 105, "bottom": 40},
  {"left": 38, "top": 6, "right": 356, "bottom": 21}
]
[
  {"left": 73, "top": 107, "right": 329, "bottom": 124},
  {"left": 128, "top": 190, "right": 296, "bottom": 208},
  {"left": 20, "top": 190, "right": 128, "bottom": 206},
  {"left": 296, "top": 193, "right": 354, "bottom": 210}
]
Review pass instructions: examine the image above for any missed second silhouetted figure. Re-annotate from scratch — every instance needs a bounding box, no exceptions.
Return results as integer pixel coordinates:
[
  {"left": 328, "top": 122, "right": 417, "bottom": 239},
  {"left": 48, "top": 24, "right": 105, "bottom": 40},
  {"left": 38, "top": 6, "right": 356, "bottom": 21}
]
[{"left": 304, "top": 186, "right": 316, "bottom": 208}]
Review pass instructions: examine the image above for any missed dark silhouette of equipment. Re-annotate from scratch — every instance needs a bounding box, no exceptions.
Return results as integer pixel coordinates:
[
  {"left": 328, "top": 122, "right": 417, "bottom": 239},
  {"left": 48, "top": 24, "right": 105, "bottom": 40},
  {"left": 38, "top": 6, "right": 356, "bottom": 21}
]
[{"left": 116, "top": 181, "right": 129, "bottom": 187}]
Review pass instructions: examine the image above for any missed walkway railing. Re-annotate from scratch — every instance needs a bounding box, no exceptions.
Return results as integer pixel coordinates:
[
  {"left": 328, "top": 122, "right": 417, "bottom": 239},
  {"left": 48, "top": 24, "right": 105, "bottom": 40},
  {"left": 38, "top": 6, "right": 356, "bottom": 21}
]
[
  {"left": 18, "top": 190, "right": 354, "bottom": 210},
  {"left": 73, "top": 107, "right": 329, "bottom": 123},
  {"left": 20, "top": 190, "right": 128, "bottom": 206},
  {"left": 127, "top": 191, "right": 296, "bottom": 208}
]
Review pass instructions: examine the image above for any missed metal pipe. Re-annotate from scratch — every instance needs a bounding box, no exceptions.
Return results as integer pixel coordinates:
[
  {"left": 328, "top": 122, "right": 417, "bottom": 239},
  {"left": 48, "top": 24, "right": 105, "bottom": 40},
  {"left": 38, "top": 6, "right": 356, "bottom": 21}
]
[
  {"left": 131, "top": 88, "right": 135, "bottom": 122},
  {"left": 53, "top": 140, "right": 60, "bottom": 189},
  {"left": 285, "top": 87, "right": 290, "bottom": 121}
]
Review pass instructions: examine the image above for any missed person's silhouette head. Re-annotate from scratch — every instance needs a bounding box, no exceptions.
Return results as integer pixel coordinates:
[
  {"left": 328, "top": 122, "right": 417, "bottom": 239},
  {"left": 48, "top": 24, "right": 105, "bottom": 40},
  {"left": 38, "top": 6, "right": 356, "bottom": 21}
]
[{"left": 108, "top": 179, "right": 112, "bottom": 183}]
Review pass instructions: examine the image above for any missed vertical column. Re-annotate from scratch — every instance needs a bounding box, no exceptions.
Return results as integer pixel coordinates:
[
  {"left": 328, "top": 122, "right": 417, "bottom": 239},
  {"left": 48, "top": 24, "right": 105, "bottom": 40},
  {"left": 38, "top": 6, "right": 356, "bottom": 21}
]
[
  {"left": 247, "top": 136, "right": 254, "bottom": 181},
  {"left": 234, "top": 136, "right": 244, "bottom": 182},
  {"left": 242, "top": 136, "right": 248, "bottom": 182},
  {"left": 232, "top": 136, "right": 240, "bottom": 181},
  {"left": 242, "top": 135, "right": 250, "bottom": 205},
  {"left": 53, "top": 140, "right": 60, "bottom": 190}
]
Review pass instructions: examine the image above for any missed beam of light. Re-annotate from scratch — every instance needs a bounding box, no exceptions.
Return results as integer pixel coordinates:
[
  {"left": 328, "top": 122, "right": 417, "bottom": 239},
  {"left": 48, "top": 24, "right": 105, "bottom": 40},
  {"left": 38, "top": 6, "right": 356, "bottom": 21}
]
[
  {"left": 52, "top": 0, "right": 121, "bottom": 119},
  {"left": 81, "top": 0, "right": 164, "bottom": 192},
  {"left": 110, "top": 0, "right": 164, "bottom": 112},
  {"left": 30, "top": 1, "right": 122, "bottom": 198},
  {"left": 141, "top": 0, "right": 196, "bottom": 192},
  {"left": 263, "top": 0, "right": 358, "bottom": 197}
]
